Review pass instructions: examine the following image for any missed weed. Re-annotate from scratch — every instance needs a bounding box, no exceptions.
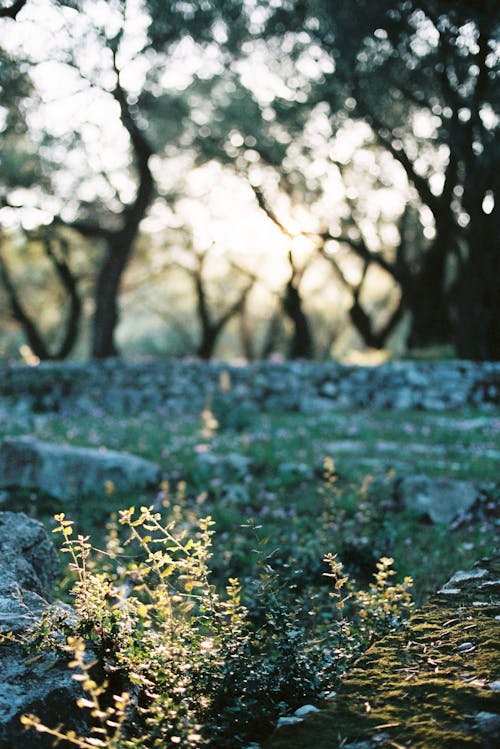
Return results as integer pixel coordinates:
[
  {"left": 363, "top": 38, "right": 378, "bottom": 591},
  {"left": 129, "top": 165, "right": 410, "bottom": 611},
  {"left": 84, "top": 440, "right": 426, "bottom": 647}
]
[{"left": 21, "top": 502, "right": 414, "bottom": 748}]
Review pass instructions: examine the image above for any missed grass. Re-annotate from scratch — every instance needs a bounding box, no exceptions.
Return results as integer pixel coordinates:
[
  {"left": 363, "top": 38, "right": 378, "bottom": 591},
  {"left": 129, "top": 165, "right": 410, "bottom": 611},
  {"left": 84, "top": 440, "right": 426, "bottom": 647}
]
[
  {"left": 1, "top": 397, "right": 498, "bottom": 748},
  {"left": 1, "top": 403, "right": 498, "bottom": 606}
]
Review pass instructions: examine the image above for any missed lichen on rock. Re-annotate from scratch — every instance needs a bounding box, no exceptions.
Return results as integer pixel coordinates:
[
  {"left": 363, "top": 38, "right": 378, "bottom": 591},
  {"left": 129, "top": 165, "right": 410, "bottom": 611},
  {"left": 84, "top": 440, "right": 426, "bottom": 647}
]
[{"left": 265, "top": 556, "right": 500, "bottom": 749}]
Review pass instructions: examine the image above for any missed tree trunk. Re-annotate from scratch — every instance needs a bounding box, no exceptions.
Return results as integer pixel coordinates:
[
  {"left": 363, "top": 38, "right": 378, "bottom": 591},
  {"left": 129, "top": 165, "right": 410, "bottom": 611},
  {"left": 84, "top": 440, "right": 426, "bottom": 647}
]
[
  {"left": 0, "top": 235, "right": 81, "bottom": 360},
  {"left": 91, "top": 65, "right": 154, "bottom": 359},
  {"left": 92, "top": 237, "right": 132, "bottom": 359},
  {"left": 260, "top": 307, "right": 284, "bottom": 359},
  {"left": 454, "top": 202, "right": 500, "bottom": 360},
  {"left": 406, "top": 220, "right": 455, "bottom": 351},
  {"left": 238, "top": 296, "right": 255, "bottom": 361},
  {"left": 196, "top": 327, "right": 218, "bottom": 360},
  {"left": 283, "top": 280, "right": 313, "bottom": 359}
]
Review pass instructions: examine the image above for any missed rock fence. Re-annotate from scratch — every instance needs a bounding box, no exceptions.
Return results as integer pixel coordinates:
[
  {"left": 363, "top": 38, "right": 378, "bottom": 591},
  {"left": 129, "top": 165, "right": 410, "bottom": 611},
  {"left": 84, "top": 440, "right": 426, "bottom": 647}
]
[{"left": 1, "top": 358, "right": 499, "bottom": 416}]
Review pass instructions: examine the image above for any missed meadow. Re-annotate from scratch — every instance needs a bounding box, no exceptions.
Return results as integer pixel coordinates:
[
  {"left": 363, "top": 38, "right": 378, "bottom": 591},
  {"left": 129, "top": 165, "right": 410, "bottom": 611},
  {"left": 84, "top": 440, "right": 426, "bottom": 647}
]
[{"left": 1, "top": 402, "right": 499, "bottom": 747}]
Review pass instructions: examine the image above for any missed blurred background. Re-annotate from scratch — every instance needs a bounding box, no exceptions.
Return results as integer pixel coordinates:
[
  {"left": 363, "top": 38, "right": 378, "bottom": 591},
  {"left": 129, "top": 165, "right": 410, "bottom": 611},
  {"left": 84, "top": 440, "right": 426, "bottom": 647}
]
[{"left": 0, "top": 0, "right": 498, "bottom": 364}]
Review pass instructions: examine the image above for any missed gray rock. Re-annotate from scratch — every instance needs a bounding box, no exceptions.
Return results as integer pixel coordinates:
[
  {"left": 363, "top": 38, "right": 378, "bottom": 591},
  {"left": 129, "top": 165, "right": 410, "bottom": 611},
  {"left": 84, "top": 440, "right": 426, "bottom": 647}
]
[
  {"left": 0, "top": 644, "right": 89, "bottom": 749},
  {"left": 276, "top": 716, "right": 304, "bottom": 728},
  {"left": 1, "top": 360, "right": 500, "bottom": 416},
  {"left": 397, "top": 475, "right": 477, "bottom": 524},
  {"left": 474, "top": 711, "right": 500, "bottom": 749},
  {"left": 278, "top": 462, "right": 311, "bottom": 480},
  {"left": 0, "top": 511, "right": 60, "bottom": 623},
  {"left": 194, "top": 451, "right": 252, "bottom": 482},
  {"left": 294, "top": 704, "right": 320, "bottom": 718},
  {"left": 391, "top": 387, "right": 416, "bottom": 409},
  {"left": 0, "top": 512, "right": 89, "bottom": 748},
  {"left": 0, "top": 436, "right": 161, "bottom": 501}
]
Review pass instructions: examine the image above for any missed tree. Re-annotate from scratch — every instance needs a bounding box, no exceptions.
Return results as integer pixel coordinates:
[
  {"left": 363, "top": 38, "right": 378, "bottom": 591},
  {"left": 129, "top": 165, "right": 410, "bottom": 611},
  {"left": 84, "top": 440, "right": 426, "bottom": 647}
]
[
  {"left": 257, "top": 0, "right": 500, "bottom": 358},
  {"left": 0, "top": 2, "right": 156, "bottom": 358},
  {"left": 0, "top": 230, "right": 82, "bottom": 359},
  {"left": 0, "top": 0, "right": 253, "bottom": 359},
  {"left": 0, "top": 1, "right": 27, "bottom": 20},
  {"left": 168, "top": 244, "right": 256, "bottom": 360},
  {"left": 251, "top": 186, "right": 314, "bottom": 358}
]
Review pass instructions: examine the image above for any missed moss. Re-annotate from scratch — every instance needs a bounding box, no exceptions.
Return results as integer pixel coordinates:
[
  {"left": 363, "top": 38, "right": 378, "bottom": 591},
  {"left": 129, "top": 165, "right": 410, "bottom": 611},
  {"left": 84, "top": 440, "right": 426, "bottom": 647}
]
[{"left": 265, "top": 558, "right": 500, "bottom": 749}]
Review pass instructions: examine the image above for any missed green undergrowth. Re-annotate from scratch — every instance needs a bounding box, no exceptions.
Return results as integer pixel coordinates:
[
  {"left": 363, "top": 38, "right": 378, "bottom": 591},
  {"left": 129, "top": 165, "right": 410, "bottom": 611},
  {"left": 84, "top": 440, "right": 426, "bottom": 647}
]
[
  {"left": 1, "top": 400, "right": 499, "bottom": 747},
  {"left": 17, "top": 506, "right": 413, "bottom": 748},
  {"left": 1, "top": 405, "right": 498, "bottom": 607},
  {"left": 265, "top": 558, "right": 500, "bottom": 749}
]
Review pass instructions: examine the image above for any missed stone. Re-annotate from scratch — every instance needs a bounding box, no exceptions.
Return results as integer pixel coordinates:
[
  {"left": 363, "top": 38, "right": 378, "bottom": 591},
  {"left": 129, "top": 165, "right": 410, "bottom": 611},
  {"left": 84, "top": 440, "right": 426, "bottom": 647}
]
[
  {"left": 396, "top": 474, "right": 478, "bottom": 524},
  {"left": 0, "top": 516, "right": 57, "bottom": 621},
  {"left": 1, "top": 360, "right": 499, "bottom": 417},
  {"left": 474, "top": 711, "right": 500, "bottom": 749},
  {"left": 294, "top": 705, "right": 320, "bottom": 718},
  {"left": 264, "top": 555, "right": 500, "bottom": 749},
  {"left": 276, "top": 716, "right": 304, "bottom": 728},
  {"left": 277, "top": 462, "right": 311, "bottom": 480},
  {"left": 0, "top": 436, "right": 161, "bottom": 501},
  {"left": 0, "top": 512, "right": 89, "bottom": 748},
  {"left": 194, "top": 451, "right": 252, "bottom": 482}
]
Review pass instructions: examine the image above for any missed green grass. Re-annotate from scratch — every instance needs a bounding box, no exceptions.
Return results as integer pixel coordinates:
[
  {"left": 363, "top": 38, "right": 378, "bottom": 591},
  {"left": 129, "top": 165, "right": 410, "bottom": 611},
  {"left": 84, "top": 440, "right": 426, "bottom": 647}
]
[
  {"left": 1, "top": 405, "right": 498, "bottom": 606},
  {"left": 1, "top": 400, "right": 499, "bottom": 748}
]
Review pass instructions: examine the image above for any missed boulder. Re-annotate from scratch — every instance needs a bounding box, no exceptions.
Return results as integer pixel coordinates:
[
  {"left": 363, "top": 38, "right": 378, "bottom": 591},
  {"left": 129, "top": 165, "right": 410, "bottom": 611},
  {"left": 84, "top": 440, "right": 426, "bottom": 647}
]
[
  {"left": 396, "top": 474, "right": 478, "bottom": 524},
  {"left": 0, "top": 511, "right": 60, "bottom": 608},
  {"left": 265, "top": 555, "right": 500, "bottom": 749},
  {"left": 0, "top": 512, "right": 88, "bottom": 748},
  {"left": 0, "top": 436, "right": 161, "bottom": 501}
]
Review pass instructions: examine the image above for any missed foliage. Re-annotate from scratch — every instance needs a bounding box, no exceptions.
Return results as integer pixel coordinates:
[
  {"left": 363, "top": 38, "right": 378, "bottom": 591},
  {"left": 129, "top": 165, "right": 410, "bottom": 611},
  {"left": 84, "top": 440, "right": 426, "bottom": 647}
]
[{"left": 20, "top": 501, "right": 413, "bottom": 749}]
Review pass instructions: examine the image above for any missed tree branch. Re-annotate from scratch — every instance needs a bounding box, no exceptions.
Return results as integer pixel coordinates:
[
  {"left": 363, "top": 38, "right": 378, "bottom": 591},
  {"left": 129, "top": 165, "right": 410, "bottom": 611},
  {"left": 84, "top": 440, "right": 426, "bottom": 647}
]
[
  {"left": 0, "top": 241, "right": 49, "bottom": 358},
  {"left": 250, "top": 184, "right": 294, "bottom": 238},
  {"left": 0, "top": 0, "right": 27, "bottom": 19},
  {"left": 111, "top": 49, "right": 154, "bottom": 236},
  {"left": 41, "top": 236, "right": 82, "bottom": 358}
]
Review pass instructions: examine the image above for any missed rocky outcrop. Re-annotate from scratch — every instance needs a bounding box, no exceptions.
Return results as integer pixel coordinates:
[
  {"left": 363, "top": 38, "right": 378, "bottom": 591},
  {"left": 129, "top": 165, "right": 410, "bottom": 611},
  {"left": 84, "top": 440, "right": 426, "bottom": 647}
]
[
  {"left": 396, "top": 475, "right": 479, "bottom": 524},
  {"left": 0, "top": 511, "right": 60, "bottom": 633},
  {"left": 0, "top": 436, "right": 161, "bottom": 501},
  {"left": 0, "top": 359, "right": 499, "bottom": 417},
  {"left": 0, "top": 512, "right": 87, "bottom": 748},
  {"left": 265, "top": 555, "right": 500, "bottom": 749}
]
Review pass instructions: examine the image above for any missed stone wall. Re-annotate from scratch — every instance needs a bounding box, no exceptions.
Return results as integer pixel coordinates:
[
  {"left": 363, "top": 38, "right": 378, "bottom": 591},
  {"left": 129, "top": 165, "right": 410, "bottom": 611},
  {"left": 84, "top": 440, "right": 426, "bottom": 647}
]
[{"left": 1, "top": 358, "right": 499, "bottom": 415}]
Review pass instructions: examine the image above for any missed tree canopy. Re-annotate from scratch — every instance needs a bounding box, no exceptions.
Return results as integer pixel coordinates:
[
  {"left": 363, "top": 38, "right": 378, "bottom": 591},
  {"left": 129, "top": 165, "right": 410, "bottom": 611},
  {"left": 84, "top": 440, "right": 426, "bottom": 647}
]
[{"left": 0, "top": 0, "right": 498, "bottom": 360}]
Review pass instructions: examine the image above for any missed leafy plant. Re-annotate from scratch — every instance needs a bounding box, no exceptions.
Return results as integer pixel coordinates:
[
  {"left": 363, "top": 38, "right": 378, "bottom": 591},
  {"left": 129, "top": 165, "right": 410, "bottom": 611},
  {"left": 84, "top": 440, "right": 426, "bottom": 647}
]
[{"left": 20, "top": 502, "right": 414, "bottom": 749}]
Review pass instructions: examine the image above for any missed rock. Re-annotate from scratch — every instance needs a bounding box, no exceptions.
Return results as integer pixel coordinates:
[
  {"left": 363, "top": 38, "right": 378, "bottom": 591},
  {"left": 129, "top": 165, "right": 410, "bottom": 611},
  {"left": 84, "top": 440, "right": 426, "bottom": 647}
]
[
  {"left": 294, "top": 705, "right": 320, "bottom": 718},
  {"left": 276, "top": 716, "right": 304, "bottom": 728},
  {"left": 439, "top": 567, "right": 489, "bottom": 595},
  {"left": 0, "top": 512, "right": 89, "bottom": 748},
  {"left": 0, "top": 646, "right": 89, "bottom": 749},
  {"left": 1, "top": 360, "right": 499, "bottom": 416},
  {"left": 474, "top": 711, "right": 500, "bottom": 748},
  {"left": 0, "top": 511, "right": 60, "bottom": 608},
  {"left": 277, "top": 462, "right": 312, "bottom": 481},
  {"left": 194, "top": 451, "right": 252, "bottom": 482},
  {"left": 0, "top": 436, "right": 161, "bottom": 501},
  {"left": 396, "top": 474, "right": 478, "bottom": 524},
  {"left": 264, "top": 556, "right": 500, "bottom": 749}
]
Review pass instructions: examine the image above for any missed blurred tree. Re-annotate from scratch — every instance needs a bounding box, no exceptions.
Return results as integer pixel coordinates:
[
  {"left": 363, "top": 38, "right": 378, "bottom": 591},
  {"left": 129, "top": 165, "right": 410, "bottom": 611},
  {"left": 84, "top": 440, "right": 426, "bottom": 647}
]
[
  {"left": 255, "top": 0, "right": 499, "bottom": 358},
  {"left": 0, "top": 3, "right": 155, "bottom": 358},
  {"left": 0, "top": 0, "right": 252, "bottom": 359},
  {"left": 251, "top": 185, "right": 314, "bottom": 358},
  {"left": 0, "top": 39, "right": 84, "bottom": 358},
  {"left": 0, "top": 1, "right": 27, "bottom": 20},
  {"left": 3, "top": 0, "right": 497, "bottom": 361},
  {"left": 0, "top": 231, "right": 82, "bottom": 359},
  {"left": 169, "top": 244, "right": 256, "bottom": 360}
]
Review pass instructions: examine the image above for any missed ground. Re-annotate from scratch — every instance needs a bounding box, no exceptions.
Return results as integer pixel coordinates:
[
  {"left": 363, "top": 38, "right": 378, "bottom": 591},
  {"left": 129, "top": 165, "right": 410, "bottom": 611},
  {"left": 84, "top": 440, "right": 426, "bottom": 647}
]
[
  {"left": 1, "top": 405, "right": 498, "bottom": 604},
  {"left": 0, "top": 402, "right": 499, "bottom": 747}
]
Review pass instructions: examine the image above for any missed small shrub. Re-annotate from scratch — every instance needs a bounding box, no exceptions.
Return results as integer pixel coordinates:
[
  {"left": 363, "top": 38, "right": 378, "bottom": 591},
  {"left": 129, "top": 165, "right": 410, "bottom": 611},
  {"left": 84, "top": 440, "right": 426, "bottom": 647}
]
[{"left": 21, "top": 502, "right": 413, "bottom": 748}]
